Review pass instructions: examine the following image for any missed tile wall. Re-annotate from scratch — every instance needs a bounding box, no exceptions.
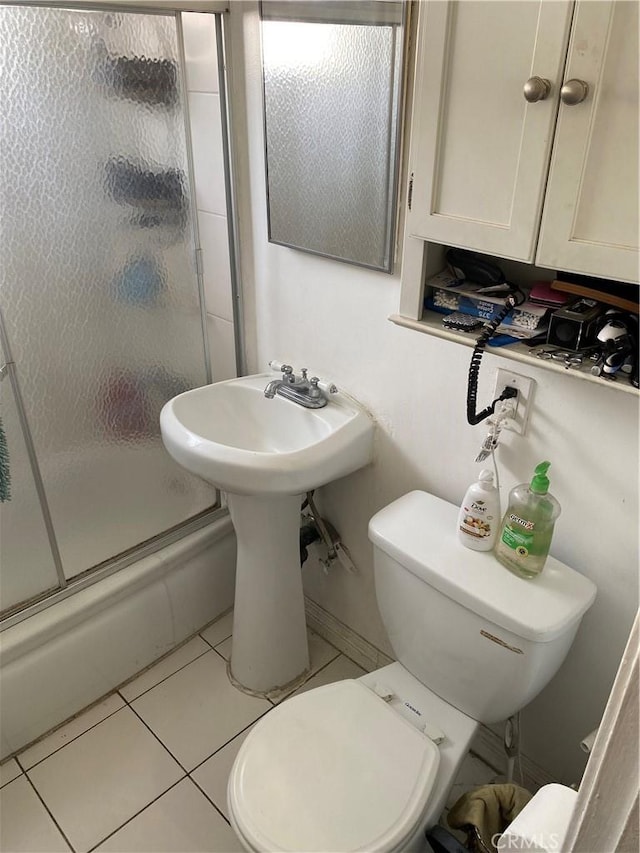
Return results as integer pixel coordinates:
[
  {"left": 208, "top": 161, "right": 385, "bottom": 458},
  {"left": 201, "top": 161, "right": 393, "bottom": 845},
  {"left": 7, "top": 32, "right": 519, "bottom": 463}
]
[{"left": 182, "top": 13, "right": 237, "bottom": 383}]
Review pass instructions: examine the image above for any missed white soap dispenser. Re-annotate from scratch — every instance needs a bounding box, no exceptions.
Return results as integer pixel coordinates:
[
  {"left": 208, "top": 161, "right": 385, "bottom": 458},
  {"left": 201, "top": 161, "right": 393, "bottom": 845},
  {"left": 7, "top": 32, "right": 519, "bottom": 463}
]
[{"left": 457, "top": 469, "right": 500, "bottom": 551}]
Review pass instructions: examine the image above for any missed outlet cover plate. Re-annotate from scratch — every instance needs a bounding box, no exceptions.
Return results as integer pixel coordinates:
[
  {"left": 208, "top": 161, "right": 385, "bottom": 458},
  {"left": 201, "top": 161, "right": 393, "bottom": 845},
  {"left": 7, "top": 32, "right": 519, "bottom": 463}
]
[{"left": 493, "top": 369, "right": 535, "bottom": 435}]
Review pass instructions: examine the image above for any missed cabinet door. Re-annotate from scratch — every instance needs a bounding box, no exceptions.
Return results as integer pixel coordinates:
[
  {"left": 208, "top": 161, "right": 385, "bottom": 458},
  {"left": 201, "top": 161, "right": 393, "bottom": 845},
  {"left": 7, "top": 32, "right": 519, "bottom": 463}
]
[
  {"left": 407, "top": 1, "right": 572, "bottom": 262},
  {"left": 536, "top": 2, "right": 639, "bottom": 283}
]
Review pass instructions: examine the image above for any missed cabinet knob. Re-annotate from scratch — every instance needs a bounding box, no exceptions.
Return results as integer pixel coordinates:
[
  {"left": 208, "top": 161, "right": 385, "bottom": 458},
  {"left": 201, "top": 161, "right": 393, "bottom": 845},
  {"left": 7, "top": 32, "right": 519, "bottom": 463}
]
[
  {"left": 560, "top": 79, "right": 589, "bottom": 105},
  {"left": 523, "top": 76, "right": 551, "bottom": 103}
]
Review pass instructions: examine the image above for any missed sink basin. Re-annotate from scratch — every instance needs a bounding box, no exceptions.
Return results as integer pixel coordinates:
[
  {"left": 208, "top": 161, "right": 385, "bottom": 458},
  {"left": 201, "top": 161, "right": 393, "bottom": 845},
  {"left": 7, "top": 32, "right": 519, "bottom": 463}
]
[
  {"left": 160, "top": 373, "right": 374, "bottom": 695},
  {"left": 160, "top": 374, "right": 374, "bottom": 496}
]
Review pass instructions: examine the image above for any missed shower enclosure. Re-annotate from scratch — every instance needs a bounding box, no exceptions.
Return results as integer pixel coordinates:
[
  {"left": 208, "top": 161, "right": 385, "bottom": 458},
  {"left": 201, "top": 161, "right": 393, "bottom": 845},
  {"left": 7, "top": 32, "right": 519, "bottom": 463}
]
[{"left": 0, "top": 6, "right": 231, "bottom": 621}]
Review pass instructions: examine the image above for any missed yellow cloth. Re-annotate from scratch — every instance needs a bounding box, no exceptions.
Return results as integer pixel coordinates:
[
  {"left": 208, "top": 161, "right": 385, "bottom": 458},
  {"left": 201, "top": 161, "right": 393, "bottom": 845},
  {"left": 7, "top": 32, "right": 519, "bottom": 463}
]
[{"left": 447, "top": 783, "right": 532, "bottom": 853}]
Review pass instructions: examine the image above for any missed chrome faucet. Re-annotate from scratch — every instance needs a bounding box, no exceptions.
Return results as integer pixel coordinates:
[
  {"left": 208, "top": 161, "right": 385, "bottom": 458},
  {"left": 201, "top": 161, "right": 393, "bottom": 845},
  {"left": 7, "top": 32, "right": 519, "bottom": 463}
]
[
  {"left": 264, "top": 364, "right": 294, "bottom": 398},
  {"left": 264, "top": 363, "right": 337, "bottom": 409}
]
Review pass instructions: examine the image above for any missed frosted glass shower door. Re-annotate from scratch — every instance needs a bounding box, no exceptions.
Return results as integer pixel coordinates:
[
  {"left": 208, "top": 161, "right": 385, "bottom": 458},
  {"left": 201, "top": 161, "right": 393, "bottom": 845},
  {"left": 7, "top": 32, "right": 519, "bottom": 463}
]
[{"left": 0, "top": 7, "right": 215, "bottom": 582}]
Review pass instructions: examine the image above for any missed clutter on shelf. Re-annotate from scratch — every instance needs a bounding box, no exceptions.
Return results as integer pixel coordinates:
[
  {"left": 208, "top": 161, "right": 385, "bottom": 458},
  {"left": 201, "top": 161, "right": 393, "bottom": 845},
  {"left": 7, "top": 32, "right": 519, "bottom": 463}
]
[{"left": 422, "top": 248, "right": 639, "bottom": 390}]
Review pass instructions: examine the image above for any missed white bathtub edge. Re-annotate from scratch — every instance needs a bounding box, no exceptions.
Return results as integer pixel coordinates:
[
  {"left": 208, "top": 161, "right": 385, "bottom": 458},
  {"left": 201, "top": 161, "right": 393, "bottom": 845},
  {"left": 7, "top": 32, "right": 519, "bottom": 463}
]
[{"left": 0, "top": 515, "right": 236, "bottom": 759}]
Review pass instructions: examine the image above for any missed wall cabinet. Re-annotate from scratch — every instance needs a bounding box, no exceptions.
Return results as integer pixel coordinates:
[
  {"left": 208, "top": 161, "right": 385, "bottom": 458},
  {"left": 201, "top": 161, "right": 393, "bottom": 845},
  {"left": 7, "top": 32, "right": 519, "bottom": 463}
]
[{"left": 406, "top": 0, "right": 639, "bottom": 284}]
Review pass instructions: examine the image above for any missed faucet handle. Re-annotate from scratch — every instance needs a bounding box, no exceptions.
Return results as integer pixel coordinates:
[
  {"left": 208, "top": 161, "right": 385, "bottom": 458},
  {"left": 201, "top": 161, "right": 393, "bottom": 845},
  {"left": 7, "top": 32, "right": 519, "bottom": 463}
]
[
  {"left": 268, "top": 360, "right": 293, "bottom": 375},
  {"left": 316, "top": 379, "right": 338, "bottom": 395},
  {"left": 308, "top": 377, "right": 321, "bottom": 398},
  {"left": 310, "top": 377, "right": 338, "bottom": 395},
  {"left": 300, "top": 368, "right": 308, "bottom": 380}
]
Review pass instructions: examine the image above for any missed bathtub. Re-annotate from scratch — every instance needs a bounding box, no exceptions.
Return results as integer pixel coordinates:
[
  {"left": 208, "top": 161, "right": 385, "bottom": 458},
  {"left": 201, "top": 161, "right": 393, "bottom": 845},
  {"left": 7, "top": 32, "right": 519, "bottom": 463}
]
[{"left": 0, "top": 513, "right": 236, "bottom": 760}]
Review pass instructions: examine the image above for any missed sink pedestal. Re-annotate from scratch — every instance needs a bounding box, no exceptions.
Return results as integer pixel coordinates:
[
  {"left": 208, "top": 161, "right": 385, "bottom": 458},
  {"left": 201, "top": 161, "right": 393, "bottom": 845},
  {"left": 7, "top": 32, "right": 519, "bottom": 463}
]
[{"left": 226, "top": 492, "right": 310, "bottom": 694}]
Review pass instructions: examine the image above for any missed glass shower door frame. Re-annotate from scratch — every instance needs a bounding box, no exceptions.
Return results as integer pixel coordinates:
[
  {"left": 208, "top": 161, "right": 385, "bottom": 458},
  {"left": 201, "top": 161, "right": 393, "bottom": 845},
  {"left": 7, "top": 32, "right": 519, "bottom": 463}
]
[{"left": 0, "top": 308, "right": 67, "bottom": 592}]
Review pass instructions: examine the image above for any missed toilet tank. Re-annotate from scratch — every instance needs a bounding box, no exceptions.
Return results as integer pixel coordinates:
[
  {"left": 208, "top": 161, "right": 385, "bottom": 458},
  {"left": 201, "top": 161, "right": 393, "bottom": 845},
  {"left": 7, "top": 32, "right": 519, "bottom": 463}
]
[{"left": 368, "top": 492, "right": 597, "bottom": 724}]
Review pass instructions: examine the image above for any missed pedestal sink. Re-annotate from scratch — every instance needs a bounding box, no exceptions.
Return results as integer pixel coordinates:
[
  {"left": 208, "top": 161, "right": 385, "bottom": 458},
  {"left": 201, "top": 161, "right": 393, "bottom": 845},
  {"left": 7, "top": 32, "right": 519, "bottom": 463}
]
[{"left": 160, "top": 374, "right": 374, "bottom": 694}]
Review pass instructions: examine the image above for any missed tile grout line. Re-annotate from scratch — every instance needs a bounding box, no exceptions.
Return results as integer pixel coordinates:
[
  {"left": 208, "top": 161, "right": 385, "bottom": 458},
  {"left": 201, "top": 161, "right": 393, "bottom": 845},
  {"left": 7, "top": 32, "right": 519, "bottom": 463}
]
[
  {"left": 188, "top": 774, "right": 234, "bottom": 828},
  {"left": 114, "top": 621, "right": 230, "bottom": 699},
  {"left": 269, "top": 649, "right": 345, "bottom": 704},
  {"left": 121, "top": 697, "right": 191, "bottom": 777},
  {"left": 127, "top": 649, "right": 363, "bottom": 835},
  {"left": 321, "top": 643, "right": 369, "bottom": 673},
  {"left": 22, "top": 767, "right": 77, "bottom": 853},
  {"left": 211, "top": 645, "right": 231, "bottom": 665},
  {"left": 19, "top": 705, "right": 194, "bottom": 853},
  {"left": 23, "top": 693, "right": 237, "bottom": 853},
  {"left": 15, "top": 702, "right": 125, "bottom": 774},
  {"left": 17, "top": 630, "right": 245, "bottom": 785},
  {"left": 15, "top": 639, "right": 348, "bottom": 778},
  {"left": 214, "top": 639, "right": 343, "bottom": 705},
  {"left": 112, "top": 611, "right": 234, "bottom": 703},
  {"left": 10, "top": 620, "right": 233, "bottom": 770},
  {"left": 121, "top": 673, "right": 273, "bottom": 790},
  {"left": 198, "top": 627, "right": 232, "bottom": 652},
  {"left": 117, "top": 644, "right": 215, "bottom": 704},
  {"left": 5, "top": 692, "right": 126, "bottom": 768},
  {"left": 84, "top": 776, "right": 188, "bottom": 853},
  {"left": 468, "top": 747, "right": 504, "bottom": 777},
  {"left": 0, "top": 764, "right": 24, "bottom": 790},
  {"left": 116, "top": 679, "right": 274, "bottom": 834},
  {"left": 121, "top": 632, "right": 277, "bottom": 825},
  {"left": 187, "top": 703, "right": 275, "bottom": 777}
]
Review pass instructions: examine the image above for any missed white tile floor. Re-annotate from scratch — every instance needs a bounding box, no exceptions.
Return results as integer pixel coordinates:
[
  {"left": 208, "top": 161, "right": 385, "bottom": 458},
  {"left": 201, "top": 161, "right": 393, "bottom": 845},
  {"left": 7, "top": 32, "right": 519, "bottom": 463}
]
[{"left": 1, "top": 612, "right": 495, "bottom": 852}]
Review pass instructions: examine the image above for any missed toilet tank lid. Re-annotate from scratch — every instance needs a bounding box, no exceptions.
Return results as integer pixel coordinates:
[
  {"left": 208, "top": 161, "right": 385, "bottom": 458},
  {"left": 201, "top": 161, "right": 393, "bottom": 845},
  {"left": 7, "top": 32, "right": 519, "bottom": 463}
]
[{"left": 369, "top": 491, "right": 597, "bottom": 643}]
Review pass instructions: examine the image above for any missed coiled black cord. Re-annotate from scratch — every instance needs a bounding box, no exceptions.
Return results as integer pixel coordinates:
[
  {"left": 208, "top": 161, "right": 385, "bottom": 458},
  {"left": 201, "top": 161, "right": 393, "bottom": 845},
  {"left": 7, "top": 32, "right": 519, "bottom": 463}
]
[{"left": 467, "top": 296, "right": 518, "bottom": 425}]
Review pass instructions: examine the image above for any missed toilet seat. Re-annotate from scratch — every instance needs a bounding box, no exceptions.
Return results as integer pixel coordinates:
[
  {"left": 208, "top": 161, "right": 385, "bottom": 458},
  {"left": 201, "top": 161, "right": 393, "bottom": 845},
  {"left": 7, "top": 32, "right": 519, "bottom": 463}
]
[{"left": 228, "top": 679, "right": 440, "bottom": 852}]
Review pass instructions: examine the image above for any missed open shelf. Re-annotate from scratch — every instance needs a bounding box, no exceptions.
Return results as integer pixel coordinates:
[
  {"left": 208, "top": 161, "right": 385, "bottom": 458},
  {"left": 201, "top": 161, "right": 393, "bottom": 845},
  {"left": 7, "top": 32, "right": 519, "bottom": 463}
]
[{"left": 389, "top": 310, "right": 639, "bottom": 397}]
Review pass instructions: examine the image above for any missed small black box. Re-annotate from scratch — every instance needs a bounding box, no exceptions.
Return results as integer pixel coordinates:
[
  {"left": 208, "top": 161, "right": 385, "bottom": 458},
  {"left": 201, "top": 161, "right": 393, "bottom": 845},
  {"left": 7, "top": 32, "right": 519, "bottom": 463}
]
[{"left": 547, "top": 298, "right": 604, "bottom": 351}]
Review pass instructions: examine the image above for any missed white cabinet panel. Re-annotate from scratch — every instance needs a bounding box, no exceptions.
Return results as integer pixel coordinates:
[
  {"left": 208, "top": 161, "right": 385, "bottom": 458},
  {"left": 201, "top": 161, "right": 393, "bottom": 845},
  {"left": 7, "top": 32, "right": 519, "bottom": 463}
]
[
  {"left": 407, "top": 0, "right": 572, "bottom": 262},
  {"left": 536, "top": 1, "right": 639, "bottom": 283}
]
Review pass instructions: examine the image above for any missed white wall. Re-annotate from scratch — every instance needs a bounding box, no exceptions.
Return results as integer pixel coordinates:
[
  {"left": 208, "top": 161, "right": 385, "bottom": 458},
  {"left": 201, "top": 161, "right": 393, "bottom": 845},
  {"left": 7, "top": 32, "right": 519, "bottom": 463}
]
[
  {"left": 183, "top": 12, "right": 237, "bottom": 382},
  {"left": 227, "top": 3, "right": 639, "bottom": 785}
]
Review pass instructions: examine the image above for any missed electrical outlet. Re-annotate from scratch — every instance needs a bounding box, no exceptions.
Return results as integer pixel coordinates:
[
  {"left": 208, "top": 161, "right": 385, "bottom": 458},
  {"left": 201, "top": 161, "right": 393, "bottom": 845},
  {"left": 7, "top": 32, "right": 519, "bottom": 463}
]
[{"left": 493, "top": 369, "right": 535, "bottom": 435}]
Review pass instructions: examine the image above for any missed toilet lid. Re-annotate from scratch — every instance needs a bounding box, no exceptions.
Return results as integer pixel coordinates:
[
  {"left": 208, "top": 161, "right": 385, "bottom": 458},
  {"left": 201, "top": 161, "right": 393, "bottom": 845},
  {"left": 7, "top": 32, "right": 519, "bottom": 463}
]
[{"left": 229, "top": 679, "right": 440, "bottom": 852}]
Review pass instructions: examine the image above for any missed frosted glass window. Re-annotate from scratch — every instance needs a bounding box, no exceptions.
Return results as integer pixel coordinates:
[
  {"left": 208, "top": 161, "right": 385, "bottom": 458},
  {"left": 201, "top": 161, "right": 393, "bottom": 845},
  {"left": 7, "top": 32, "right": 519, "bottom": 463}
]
[
  {"left": 261, "top": 1, "right": 405, "bottom": 272},
  {"left": 0, "top": 7, "right": 216, "bottom": 585}
]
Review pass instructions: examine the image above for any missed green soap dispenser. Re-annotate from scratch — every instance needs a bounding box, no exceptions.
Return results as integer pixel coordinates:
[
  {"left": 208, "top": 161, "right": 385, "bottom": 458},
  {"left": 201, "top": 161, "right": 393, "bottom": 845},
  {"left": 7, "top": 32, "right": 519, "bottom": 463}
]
[{"left": 495, "top": 462, "right": 561, "bottom": 579}]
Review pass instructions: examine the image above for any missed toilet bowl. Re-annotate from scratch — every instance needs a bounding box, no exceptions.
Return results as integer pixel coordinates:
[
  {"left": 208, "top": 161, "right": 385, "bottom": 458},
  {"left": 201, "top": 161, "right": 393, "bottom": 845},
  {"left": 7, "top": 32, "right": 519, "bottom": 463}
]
[
  {"left": 228, "top": 664, "right": 478, "bottom": 853},
  {"left": 228, "top": 491, "right": 597, "bottom": 852}
]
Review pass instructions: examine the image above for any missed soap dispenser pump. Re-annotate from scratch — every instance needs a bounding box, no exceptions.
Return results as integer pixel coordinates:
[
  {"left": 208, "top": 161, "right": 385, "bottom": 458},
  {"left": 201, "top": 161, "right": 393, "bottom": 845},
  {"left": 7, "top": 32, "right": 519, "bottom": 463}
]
[
  {"left": 457, "top": 469, "right": 500, "bottom": 551},
  {"left": 495, "top": 461, "right": 562, "bottom": 579}
]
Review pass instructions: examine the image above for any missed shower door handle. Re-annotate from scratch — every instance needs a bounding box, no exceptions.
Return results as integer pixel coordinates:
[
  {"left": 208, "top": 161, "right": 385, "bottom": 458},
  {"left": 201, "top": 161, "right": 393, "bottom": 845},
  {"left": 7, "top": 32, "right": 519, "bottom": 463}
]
[{"left": 0, "top": 361, "right": 15, "bottom": 381}]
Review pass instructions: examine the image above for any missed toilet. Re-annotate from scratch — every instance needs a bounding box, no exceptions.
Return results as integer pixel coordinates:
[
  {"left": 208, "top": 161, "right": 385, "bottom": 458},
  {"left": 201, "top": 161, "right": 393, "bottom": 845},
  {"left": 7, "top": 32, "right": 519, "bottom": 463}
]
[{"left": 227, "top": 491, "right": 597, "bottom": 853}]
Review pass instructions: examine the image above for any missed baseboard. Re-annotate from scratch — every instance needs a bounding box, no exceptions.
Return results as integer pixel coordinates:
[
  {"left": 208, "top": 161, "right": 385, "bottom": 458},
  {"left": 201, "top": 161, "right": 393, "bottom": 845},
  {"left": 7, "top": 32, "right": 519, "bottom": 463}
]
[
  {"left": 470, "top": 724, "right": 558, "bottom": 793},
  {"left": 304, "top": 597, "right": 393, "bottom": 673}
]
